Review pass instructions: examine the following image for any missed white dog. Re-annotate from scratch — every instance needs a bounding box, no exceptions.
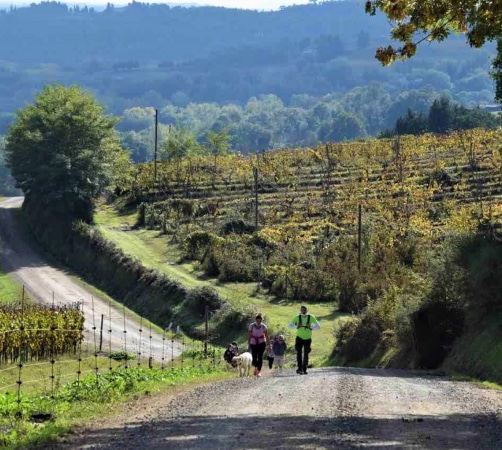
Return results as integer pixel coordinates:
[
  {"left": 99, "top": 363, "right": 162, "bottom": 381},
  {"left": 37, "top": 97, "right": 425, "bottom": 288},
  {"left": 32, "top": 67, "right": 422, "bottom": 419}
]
[{"left": 231, "top": 352, "right": 253, "bottom": 377}]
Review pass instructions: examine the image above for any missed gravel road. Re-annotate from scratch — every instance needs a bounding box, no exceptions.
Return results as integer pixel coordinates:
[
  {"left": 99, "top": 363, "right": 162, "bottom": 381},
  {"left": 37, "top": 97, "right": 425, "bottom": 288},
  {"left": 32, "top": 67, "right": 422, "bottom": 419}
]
[
  {"left": 0, "top": 196, "right": 183, "bottom": 360},
  {"left": 51, "top": 367, "right": 501, "bottom": 449}
]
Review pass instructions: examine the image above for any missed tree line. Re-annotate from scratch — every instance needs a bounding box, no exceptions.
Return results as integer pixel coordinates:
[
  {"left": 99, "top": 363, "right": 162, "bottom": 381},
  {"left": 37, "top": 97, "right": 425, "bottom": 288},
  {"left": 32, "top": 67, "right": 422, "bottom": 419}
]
[{"left": 0, "top": 1, "right": 496, "bottom": 137}]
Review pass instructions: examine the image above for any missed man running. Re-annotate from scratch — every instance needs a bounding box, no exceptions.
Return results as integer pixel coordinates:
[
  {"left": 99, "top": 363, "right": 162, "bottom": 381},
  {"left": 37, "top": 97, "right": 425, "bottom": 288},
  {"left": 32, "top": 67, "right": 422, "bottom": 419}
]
[{"left": 288, "top": 305, "right": 320, "bottom": 375}]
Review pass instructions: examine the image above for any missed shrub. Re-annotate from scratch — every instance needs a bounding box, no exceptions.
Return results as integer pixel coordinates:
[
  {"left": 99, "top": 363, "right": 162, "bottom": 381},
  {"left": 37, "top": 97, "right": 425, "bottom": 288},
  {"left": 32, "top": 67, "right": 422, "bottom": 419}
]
[
  {"left": 335, "top": 314, "right": 385, "bottom": 362},
  {"left": 412, "top": 301, "right": 465, "bottom": 369},
  {"left": 456, "top": 235, "right": 502, "bottom": 313},
  {"left": 210, "top": 302, "right": 255, "bottom": 344},
  {"left": 182, "top": 231, "right": 218, "bottom": 261},
  {"left": 220, "top": 219, "right": 256, "bottom": 235},
  {"left": 184, "top": 286, "right": 223, "bottom": 316}
]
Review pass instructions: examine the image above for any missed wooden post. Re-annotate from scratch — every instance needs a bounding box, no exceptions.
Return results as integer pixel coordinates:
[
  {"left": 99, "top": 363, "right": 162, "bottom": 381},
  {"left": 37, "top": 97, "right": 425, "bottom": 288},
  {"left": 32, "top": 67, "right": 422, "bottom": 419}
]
[
  {"left": 99, "top": 314, "right": 104, "bottom": 352},
  {"left": 253, "top": 166, "right": 259, "bottom": 230},
  {"left": 204, "top": 304, "right": 209, "bottom": 358},
  {"left": 154, "top": 108, "right": 158, "bottom": 183}
]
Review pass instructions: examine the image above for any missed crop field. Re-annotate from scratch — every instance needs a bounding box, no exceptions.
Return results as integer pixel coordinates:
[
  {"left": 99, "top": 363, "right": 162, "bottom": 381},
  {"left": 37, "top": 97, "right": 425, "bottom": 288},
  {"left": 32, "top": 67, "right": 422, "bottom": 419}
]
[{"left": 125, "top": 129, "right": 502, "bottom": 241}]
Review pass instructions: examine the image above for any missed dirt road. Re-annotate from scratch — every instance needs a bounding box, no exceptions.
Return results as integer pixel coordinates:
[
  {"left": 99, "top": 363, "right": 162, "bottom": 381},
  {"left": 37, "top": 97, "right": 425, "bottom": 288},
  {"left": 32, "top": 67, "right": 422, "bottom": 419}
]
[
  {"left": 51, "top": 367, "right": 501, "bottom": 449},
  {"left": 0, "top": 197, "right": 182, "bottom": 360}
]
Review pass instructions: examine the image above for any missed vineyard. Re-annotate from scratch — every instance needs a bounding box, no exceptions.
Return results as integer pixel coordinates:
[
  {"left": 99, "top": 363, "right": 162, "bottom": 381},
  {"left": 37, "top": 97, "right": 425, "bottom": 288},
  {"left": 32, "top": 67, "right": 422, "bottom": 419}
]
[
  {"left": 116, "top": 129, "right": 502, "bottom": 307},
  {"left": 0, "top": 303, "right": 84, "bottom": 365}
]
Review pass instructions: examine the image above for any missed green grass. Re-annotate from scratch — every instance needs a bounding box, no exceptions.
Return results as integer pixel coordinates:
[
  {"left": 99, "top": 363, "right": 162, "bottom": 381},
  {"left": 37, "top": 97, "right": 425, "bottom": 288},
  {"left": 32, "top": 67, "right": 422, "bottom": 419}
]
[
  {"left": 0, "top": 360, "right": 229, "bottom": 449},
  {"left": 0, "top": 271, "right": 29, "bottom": 304},
  {"left": 0, "top": 353, "right": 126, "bottom": 395},
  {"left": 442, "top": 315, "right": 502, "bottom": 385},
  {"left": 94, "top": 206, "right": 347, "bottom": 365},
  {"left": 447, "top": 373, "right": 502, "bottom": 391}
]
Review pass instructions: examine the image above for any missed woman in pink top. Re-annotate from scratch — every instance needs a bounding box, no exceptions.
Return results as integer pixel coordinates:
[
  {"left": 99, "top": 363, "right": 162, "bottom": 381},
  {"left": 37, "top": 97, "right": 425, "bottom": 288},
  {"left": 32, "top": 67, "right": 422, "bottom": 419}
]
[{"left": 248, "top": 313, "right": 268, "bottom": 377}]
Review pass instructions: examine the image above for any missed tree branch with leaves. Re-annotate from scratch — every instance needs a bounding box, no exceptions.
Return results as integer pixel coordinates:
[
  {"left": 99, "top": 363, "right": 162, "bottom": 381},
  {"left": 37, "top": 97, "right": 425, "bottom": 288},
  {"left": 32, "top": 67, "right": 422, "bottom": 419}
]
[{"left": 366, "top": 0, "right": 502, "bottom": 65}]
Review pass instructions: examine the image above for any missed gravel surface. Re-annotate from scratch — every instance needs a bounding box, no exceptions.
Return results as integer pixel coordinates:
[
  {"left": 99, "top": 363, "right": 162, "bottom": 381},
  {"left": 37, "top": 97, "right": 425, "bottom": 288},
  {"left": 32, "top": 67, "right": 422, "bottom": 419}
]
[{"left": 49, "top": 367, "right": 501, "bottom": 449}]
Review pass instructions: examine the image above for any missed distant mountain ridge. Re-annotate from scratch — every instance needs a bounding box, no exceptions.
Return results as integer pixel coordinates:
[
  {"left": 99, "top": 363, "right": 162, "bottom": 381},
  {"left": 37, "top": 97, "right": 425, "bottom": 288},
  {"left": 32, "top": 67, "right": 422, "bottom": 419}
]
[
  {"left": 0, "top": 1, "right": 387, "bottom": 64},
  {"left": 0, "top": 0, "right": 496, "bottom": 146},
  {"left": 0, "top": 1, "right": 301, "bottom": 12}
]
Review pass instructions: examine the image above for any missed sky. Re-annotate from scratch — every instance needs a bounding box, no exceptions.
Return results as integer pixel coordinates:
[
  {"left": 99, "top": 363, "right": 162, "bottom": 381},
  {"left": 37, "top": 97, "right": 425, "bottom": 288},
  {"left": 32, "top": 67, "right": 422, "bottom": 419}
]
[{"left": 2, "top": 1, "right": 314, "bottom": 10}]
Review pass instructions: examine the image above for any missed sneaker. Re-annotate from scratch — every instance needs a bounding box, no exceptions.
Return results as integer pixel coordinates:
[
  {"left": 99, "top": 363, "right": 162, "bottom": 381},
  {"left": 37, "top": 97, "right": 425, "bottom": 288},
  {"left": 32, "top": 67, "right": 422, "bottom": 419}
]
[
  {"left": 254, "top": 367, "right": 258, "bottom": 376},
  {"left": 257, "top": 371, "right": 261, "bottom": 377},
  {"left": 301, "top": 370, "right": 308, "bottom": 375},
  {"left": 296, "top": 368, "right": 303, "bottom": 375}
]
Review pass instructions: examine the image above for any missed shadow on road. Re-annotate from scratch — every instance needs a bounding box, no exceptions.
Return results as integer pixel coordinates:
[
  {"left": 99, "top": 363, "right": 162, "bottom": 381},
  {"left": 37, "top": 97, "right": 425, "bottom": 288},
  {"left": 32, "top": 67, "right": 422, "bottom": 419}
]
[
  {"left": 314, "top": 366, "right": 450, "bottom": 380},
  {"left": 47, "top": 412, "right": 501, "bottom": 449}
]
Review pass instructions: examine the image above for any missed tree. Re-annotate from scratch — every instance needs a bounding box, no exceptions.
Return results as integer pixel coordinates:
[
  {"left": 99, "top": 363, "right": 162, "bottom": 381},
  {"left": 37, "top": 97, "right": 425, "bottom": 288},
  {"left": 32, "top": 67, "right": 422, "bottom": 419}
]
[
  {"left": 205, "top": 128, "right": 231, "bottom": 158},
  {"left": 395, "top": 109, "right": 428, "bottom": 136},
  {"left": 205, "top": 128, "right": 231, "bottom": 189},
  {"left": 428, "top": 96, "right": 454, "bottom": 134},
  {"left": 159, "top": 126, "right": 202, "bottom": 160},
  {"left": 366, "top": 1, "right": 502, "bottom": 65},
  {"left": 492, "top": 39, "right": 502, "bottom": 104},
  {"left": 5, "top": 84, "right": 129, "bottom": 223},
  {"left": 0, "top": 136, "right": 18, "bottom": 195}
]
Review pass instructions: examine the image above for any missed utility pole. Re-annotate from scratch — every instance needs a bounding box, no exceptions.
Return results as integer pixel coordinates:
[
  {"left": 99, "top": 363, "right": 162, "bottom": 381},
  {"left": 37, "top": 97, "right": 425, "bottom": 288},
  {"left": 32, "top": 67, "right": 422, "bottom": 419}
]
[
  {"left": 357, "top": 204, "right": 362, "bottom": 272},
  {"left": 253, "top": 166, "right": 259, "bottom": 230},
  {"left": 154, "top": 108, "right": 158, "bottom": 184}
]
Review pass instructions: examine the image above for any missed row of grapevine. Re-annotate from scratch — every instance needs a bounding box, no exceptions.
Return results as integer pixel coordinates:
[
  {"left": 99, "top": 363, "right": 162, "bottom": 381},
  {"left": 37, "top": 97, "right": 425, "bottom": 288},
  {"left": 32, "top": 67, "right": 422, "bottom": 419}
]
[
  {"left": 115, "top": 129, "right": 501, "bottom": 305},
  {"left": 126, "top": 129, "right": 501, "bottom": 237},
  {"left": 0, "top": 303, "right": 84, "bottom": 365}
]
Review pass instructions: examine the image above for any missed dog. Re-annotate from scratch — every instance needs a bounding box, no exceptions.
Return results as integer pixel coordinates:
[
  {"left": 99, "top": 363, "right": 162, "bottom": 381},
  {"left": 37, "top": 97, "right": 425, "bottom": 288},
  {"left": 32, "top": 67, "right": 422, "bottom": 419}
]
[
  {"left": 223, "top": 342, "right": 239, "bottom": 370},
  {"left": 231, "top": 352, "right": 253, "bottom": 377}
]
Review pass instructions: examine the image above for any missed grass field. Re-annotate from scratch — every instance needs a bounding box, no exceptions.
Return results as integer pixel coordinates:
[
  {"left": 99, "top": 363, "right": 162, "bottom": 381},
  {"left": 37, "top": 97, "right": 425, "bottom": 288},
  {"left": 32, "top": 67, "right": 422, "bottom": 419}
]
[
  {"left": 94, "top": 205, "right": 347, "bottom": 367},
  {"left": 0, "top": 270, "right": 26, "bottom": 304},
  {"left": 0, "top": 357, "right": 231, "bottom": 449}
]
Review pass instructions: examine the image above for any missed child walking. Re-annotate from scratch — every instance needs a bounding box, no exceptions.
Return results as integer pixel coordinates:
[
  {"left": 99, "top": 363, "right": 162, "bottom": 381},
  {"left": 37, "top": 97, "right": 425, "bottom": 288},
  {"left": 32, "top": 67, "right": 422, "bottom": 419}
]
[
  {"left": 272, "top": 335, "right": 287, "bottom": 369},
  {"left": 267, "top": 337, "right": 276, "bottom": 369}
]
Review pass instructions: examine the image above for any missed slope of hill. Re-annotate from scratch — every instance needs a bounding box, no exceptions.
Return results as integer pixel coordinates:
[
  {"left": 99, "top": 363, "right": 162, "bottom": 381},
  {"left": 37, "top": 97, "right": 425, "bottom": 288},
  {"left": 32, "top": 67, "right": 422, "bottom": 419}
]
[{"left": 98, "top": 130, "right": 502, "bottom": 379}]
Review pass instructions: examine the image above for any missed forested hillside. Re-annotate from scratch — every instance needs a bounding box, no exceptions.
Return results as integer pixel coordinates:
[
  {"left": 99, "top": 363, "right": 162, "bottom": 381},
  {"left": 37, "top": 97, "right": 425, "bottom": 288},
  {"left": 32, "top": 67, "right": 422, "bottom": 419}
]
[{"left": 0, "top": 1, "right": 497, "bottom": 151}]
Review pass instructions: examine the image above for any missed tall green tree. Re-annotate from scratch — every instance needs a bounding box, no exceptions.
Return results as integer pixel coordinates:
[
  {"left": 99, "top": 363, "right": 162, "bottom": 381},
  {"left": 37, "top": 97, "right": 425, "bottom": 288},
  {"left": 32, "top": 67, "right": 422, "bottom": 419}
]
[
  {"left": 492, "top": 39, "right": 502, "bottom": 104},
  {"left": 5, "top": 84, "right": 129, "bottom": 223},
  {"left": 0, "top": 135, "right": 18, "bottom": 195},
  {"left": 205, "top": 128, "right": 231, "bottom": 189},
  {"left": 428, "top": 96, "right": 454, "bottom": 134},
  {"left": 159, "top": 126, "right": 202, "bottom": 161}
]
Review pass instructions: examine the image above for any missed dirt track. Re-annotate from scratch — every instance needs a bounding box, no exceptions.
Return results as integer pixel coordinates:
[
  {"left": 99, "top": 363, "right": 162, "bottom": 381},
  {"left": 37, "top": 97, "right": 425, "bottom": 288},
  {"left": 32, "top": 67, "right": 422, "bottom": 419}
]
[
  {"left": 50, "top": 366, "right": 501, "bottom": 449},
  {"left": 0, "top": 197, "right": 182, "bottom": 360}
]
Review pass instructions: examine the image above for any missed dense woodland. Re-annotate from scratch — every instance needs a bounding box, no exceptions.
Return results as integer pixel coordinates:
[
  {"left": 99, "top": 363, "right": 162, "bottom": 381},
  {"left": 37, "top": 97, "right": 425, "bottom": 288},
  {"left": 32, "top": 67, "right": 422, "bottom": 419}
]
[{"left": 0, "top": 0, "right": 499, "bottom": 156}]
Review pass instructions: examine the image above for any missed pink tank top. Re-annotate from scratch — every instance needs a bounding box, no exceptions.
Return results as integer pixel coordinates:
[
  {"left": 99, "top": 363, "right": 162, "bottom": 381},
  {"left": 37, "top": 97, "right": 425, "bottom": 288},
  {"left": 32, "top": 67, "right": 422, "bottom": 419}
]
[{"left": 249, "top": 322, "right": 267, "bottom": 345}]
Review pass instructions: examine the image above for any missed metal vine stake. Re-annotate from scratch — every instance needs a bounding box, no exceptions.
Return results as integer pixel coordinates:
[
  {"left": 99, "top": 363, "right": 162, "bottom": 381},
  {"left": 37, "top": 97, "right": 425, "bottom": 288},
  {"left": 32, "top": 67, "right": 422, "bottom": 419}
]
[
  {"left": 50, "top": 292, "right": 56, "bottom": 406},
  {"left": 161, "top": 327, "right": 166, "bottom": 371},
  {"left": 16, "top": 287, "right": 25, "bottom": 415},
  {"left": 77, "top": 300, "right": 84, "bottom": 386},
  {"left": 138, "top": 316, "right": 143, "bottom": 367},
  {"left": 171, "top": 324, "right": 175, "bottom": 370},
  {"left": 149, "top": 321, "right": 153, "bottom": 369},
  {"left": 92, "top": 297, "right": 99, "bottom": 380},
  {"left": 108, "top": 300, "right": 112, "bottom": 371},
  {"left": 123, "top": 303, "right": 128, "bottom": 369}
]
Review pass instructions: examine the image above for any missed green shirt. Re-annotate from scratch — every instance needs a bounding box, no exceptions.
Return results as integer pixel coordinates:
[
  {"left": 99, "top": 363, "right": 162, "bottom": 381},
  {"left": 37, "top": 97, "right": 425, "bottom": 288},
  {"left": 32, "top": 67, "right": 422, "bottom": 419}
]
[{"left": 291, "top": 313, "right": 320, "bottom": 340}]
